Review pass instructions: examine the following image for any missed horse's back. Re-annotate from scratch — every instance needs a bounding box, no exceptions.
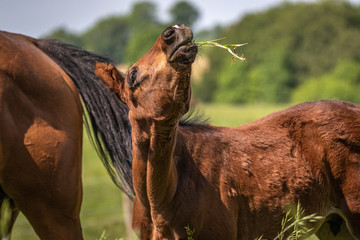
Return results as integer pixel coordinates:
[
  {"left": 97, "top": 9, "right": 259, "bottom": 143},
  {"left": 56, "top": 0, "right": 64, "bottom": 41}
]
[
  {"left": 248, "top": 100, "right": 360, "bottom": 128},
  {"left": 0, "top": 31, "right": 84, "bottom": 239},
  {"left": 243, "top": 100, "right": 360, "bottom": 154},
  {"left": 240, "top": 100, "right": 360, "bottom": 190}
]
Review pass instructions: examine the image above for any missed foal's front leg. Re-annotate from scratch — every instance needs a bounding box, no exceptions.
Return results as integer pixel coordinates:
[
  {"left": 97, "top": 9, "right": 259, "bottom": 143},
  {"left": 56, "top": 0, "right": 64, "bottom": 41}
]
[{"left": 132, "top": 197, "right": 154, "bottom": 240}]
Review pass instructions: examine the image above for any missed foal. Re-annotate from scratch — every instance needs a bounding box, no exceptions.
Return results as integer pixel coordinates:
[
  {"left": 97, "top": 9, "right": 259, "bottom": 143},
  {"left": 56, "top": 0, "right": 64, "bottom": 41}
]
[{"left": 96, "top": 25, "right": 360, "bottom": 239}]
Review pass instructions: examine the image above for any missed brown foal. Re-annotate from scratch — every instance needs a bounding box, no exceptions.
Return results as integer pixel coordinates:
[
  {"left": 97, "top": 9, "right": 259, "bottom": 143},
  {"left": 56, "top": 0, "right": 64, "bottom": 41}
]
[{"left": 96, "top": 25, "right": 360, "bottom": 239}]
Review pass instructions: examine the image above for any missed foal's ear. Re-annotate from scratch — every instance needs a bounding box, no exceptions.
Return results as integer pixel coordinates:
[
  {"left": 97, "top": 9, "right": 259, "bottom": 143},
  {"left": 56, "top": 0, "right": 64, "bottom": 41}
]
[{"left": 95, "top": 62, "right": 125, "bottom": 96}]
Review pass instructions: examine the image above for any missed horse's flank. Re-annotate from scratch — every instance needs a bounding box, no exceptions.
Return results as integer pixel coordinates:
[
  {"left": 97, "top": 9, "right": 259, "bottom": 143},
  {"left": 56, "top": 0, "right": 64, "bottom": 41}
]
[
  {"left": 0, "top": 30, "right": 133, "bottom": 239},
  {"left": 0, "top": 31, "right": 84, "bottom": 238}
]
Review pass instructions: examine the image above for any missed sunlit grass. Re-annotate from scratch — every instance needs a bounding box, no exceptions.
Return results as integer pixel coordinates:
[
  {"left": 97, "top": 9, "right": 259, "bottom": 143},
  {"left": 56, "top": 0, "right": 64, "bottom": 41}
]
[{"left": 197, "top": 103, "right": 290, "bottom": 127}]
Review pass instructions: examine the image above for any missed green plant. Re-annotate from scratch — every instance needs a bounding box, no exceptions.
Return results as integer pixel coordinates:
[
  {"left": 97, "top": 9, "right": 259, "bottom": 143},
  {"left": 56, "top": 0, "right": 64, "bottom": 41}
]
[
  {"left": 256, "top": 202, "right": 323, "bottom": 240},
  {"left": 185, "top": 225, "right": 195, "bottom": 240},
  {"left": 0, "top": 199, "right": 11, "bottom": 238},
  {"left": 97, "top": 230, "right": 123, "bottom": 240},
  {"left": 193, "top": 38, "right": 247, "bottom": 62}
]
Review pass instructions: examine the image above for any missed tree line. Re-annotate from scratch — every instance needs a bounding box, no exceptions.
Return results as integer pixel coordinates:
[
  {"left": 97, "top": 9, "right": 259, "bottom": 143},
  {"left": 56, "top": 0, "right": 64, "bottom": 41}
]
[
  {"left": 47, "top": 0, "right": 360, "bottom": 104},
  {"left": 47, "top": 1, "right": 199, "bottom": 64}
]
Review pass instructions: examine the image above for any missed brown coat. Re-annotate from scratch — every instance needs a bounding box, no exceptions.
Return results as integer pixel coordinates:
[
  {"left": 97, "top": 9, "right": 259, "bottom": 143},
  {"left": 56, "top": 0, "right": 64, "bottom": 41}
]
[{"left": 96, "top": 25, "right": 360, "bottom": 240}]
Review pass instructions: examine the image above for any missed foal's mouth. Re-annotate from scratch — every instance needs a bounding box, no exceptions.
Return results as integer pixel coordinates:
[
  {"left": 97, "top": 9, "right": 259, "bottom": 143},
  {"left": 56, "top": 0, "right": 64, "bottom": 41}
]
[{"left": 169, "top": 40, "right": 198, "bottom": 65}]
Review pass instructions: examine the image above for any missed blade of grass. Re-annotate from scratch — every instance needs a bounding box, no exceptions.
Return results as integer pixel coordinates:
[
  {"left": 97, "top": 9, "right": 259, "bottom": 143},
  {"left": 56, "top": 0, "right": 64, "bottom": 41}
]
[{"left": 193, "top": 38, "right": 248, "bottom": 62}]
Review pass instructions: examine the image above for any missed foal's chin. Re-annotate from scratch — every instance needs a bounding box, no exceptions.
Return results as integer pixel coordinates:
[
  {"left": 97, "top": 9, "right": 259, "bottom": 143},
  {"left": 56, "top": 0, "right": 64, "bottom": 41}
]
[{"left": 170, "top": 45, "right": 197, "bottom": 64}]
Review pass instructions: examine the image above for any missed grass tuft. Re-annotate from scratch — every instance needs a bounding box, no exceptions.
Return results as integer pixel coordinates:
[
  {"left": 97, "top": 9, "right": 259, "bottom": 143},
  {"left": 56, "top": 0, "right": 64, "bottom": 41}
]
[
  {"left": 192, "top": 38, "right": 247, "bottom": 62},
  {"left": 97, "top": 230, "right": 123, "bottom": 240},
  {"left": 185, "top": 225, "right": 195, "bottom": 240},
  {"left": 256, "top": 202, "right": 323, "bottom": 240}
]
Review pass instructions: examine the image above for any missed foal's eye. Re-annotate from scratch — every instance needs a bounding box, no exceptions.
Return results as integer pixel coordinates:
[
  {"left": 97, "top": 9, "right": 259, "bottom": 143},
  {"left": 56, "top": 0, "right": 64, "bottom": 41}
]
[
  {"left": 130, "top": 70, "right": 137, "bottom": 84},
  {"left": 127, "top": 67, "right": 149, "bottom": 90},
  {"left": 128, "top": 68, "right": 138, "bottom": 88}
]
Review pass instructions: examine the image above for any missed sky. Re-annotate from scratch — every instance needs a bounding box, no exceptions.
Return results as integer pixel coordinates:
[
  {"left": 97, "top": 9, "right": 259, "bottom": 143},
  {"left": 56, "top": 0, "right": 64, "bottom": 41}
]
[{"left": 1, "top": 0, "right": 360, "bottom": 38}]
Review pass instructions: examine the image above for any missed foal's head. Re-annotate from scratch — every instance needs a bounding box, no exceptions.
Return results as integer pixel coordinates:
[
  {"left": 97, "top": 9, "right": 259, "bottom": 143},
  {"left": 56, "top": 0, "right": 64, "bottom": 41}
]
[{"left": 97, "top": 24, "right": 198, "bottom": 122}]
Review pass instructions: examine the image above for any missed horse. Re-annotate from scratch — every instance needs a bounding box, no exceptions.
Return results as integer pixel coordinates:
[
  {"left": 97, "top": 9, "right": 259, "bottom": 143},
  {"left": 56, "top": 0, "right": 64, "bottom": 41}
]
[
  {"left": 0, "top": 31, "right": 133, "bottom": 239},
  {"left": 96, "top": 24, "right": 360, "bottom": 239}
]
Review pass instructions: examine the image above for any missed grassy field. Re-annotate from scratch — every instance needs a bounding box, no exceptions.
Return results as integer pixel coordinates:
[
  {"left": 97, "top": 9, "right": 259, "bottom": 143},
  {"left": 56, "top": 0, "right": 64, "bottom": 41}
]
[
  {"left": 197, "top": 103, "right": 290, "bottom": 126},
  {"left": 12, "top": 103, "right": 328, "bottom": 240}
]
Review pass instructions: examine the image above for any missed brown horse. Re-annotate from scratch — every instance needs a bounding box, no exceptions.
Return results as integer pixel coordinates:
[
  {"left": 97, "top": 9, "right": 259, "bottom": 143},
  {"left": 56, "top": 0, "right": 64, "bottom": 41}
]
[
  {"left": 0, "top": 31, "right": 133, "bottom": 239},
  {"left": 96, "top": 24, "right": 360, "bottom": 239}
]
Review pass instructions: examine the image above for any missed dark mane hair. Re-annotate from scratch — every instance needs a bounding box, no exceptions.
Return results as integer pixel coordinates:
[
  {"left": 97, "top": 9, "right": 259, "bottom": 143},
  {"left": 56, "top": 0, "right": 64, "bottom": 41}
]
[
  {"left": 35, "top": 39, "right": 134, "bottom": 200},
  {"left": 179, "top": 107, "right": 209, "bottom": 126}
]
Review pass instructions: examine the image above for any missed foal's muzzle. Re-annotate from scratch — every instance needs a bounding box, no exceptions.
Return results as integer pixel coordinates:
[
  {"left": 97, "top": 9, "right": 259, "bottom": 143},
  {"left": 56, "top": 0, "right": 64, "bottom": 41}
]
[{"left": 161, "top": 24, "right": 198, "bottom": 65}]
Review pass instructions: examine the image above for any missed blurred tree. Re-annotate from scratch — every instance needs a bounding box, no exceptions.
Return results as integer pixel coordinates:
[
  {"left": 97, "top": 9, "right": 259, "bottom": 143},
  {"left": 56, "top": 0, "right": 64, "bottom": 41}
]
[
  {"left": 292, "top": 60, "right": 360, "bottom": 104},
  {"left": 45, "top": 27, "right": 83, "bottom": 47},
  {"left": 44, "top": 0, "right": 360, "bottom": 104},
  {"left": 82, "top": 16, "right": 130, "bottom": 62},
  {"left": 169, "top": 1, "right": 200, "bottom": 27},
  {"left": 129, "top": 1, "right": 158, "bottom": 29},
  {"left": 124, "top": 1, "right": 164, "bottom": 63},
  {"left": 195, "top": 25, "right": 223, "bottom": 41},
  {"left": 124, "top": 25, "right": 164, "bottom": 64},
  {"left": 45, "top": 1, "right": 160, "bottom": 64},
  {"left": 194, "top": 1, "right": 360, "bottom": 103}
]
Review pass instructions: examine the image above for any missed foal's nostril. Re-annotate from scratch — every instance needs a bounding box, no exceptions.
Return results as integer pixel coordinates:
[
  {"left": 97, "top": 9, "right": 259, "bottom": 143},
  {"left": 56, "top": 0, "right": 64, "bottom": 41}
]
[
  {"left": 162, "top": 28, "right": 176, "bottom": 45},
  {"left": 162, "top": 26, "right": 179, "bottom": 45},
  {"left": 161, "top": 24, "right": 191, "bottom": 45},
  {"left": 163, "top": 28, "right": 175, "bottom": 39}
]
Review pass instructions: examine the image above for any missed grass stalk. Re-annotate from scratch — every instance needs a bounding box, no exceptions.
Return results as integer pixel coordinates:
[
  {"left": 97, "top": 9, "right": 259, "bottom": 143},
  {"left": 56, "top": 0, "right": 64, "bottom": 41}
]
[
  {"left": 185, "top": 225, "right": 195, "bottom": 240},
  {"left": 255, "top": 202, "right": 323, "bottom": 240},
  {"left": 193, "top": 38, "right": 248, "bottom": 62},
  {"left": 273, "top": 202, "right": 323, "bottom": 240}
]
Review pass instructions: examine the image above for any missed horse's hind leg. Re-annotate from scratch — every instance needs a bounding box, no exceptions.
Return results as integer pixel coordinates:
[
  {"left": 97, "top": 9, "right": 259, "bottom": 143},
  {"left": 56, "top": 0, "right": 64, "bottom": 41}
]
[
  {"left": 3, "top": 147, "right": 84, "bottom": 240},
  {"left": 1, "top": 119, "right": 84, "bottom": 239},
  {"left": 9, "top": 135, "right": 83, "bottom": 239},
  {"left": 0, "top": 189, "right": 19, "bottom": 240},
  {"left": 13, "top": 193, "right": 83, "bottom": 240}
]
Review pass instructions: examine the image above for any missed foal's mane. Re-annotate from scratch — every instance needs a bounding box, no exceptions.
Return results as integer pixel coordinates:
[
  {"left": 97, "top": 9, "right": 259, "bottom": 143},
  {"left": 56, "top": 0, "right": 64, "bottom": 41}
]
[
  {"left": 35, "top": 39, "right": 134, "bottom": 199},
  {"left": 179, "top": 107, "right": 209, "bottom": 126}
]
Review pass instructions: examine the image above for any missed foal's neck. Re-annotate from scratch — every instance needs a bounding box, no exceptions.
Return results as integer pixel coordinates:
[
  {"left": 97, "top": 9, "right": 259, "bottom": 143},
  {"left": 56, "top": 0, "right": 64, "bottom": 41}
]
[{"left": 131, "top": 118, "right": 178, "bottom": 211}]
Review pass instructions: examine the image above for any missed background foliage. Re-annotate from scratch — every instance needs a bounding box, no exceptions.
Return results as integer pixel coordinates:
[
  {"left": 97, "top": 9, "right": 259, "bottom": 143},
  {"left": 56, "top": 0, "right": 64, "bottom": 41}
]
[{"left": 46, "top": 0, "right": 360, "bottom": 104}]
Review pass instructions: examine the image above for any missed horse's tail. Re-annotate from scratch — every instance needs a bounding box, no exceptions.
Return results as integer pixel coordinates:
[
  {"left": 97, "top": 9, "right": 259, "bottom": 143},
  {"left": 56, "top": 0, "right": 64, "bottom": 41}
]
[{"left": 34, "top": 39, "right": 134, "bottom": 200}]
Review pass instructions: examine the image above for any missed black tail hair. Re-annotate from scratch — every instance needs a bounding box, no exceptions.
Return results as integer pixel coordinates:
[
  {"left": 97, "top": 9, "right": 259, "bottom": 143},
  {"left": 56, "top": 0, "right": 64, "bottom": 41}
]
[{"left": 35, "top": 39, "right": 134, "bottom": 200}]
